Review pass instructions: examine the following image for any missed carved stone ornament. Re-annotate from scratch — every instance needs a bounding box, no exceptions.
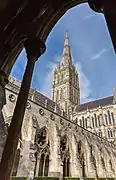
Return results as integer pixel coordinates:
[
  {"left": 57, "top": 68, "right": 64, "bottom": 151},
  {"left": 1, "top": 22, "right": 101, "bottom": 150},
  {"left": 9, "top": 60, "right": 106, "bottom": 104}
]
[
  {"left": 50, "top": 114, "right": 55, "bottom": 121},
  {"left": 26, "top": 101, "right": 31, "bottom": 109},
  {"left": 60, "top": 135, "right": 69, "bottom": 161},
  {"left": 36, "top": 128, "right": 48, "bottom": 149},
  {"left": 29, "top": 152, "right": 36, "bottom": 162},
  {"left": 60, "top": 118, "right": 64, "bottom": 125},
  {"left": 68, "top": 123, "right": 71, "bottom": 129},
  {"left": 39, "top": 108, "right": 44, "bottom": 116},
  {"left": 9, "top": 94, "right": 16, "bottom": 102}
]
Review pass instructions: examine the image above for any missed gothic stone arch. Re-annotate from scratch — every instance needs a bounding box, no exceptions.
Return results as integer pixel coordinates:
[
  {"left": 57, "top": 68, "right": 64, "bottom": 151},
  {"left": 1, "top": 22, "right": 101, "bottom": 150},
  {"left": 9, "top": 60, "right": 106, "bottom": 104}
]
[
  {"left": 1, "top": 0, "right": 116, "bottom": 76},
  {"left": 34, "top": 126, "right": 50, "bottom": 177}
]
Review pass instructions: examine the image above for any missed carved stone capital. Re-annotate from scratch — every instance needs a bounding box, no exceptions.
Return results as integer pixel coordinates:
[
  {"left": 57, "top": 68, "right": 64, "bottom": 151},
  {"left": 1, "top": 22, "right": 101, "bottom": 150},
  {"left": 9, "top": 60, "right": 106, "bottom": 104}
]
[
  {"left": 0, "top": 70, "right": 8, "bottom": 87},
  {"left": 88, "top": 0, "right": 104, "bottom": 13},
  {"left": 24, "top": 37, "right": 46, "bottom": 61}
]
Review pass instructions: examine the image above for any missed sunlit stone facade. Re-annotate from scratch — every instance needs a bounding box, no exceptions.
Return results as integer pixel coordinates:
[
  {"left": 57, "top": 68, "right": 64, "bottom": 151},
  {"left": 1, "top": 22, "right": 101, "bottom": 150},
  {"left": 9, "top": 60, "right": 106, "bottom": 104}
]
[{"left": 0, "top": 33, "right": 116, "bottom": 178}]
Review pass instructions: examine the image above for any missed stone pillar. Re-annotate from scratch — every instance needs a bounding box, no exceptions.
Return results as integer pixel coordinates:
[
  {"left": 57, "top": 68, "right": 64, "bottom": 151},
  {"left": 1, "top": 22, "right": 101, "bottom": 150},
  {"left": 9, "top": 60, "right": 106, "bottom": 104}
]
[
  {"left": 70, "top": 135, "right": 81, "bottom": 177},
  {"left": 95, "top": 148, "right": 105, "bottom": 177},
  {"left": 0, "top": 70, "right": 8, "bottom": 162},
  {"left": 49, "top": 124, "right": 61, "bottom": 177},
  {"left": 0, "top": 37, "right": 46, "bottom": 180},
  {"left": 85, "top": 141, "right": 97, "bottom": 177},
  {"left": 88, "top": 0, "right": 116, "bottom": 52},
  {"left": 86, "top": 111, "right": 92, "bottom": 132},
  {"left": 17, "top": 114, "right": 36, "bottom": 177},
  {"left": 100, "top": 113, "right": 106, "bottom": 138}
]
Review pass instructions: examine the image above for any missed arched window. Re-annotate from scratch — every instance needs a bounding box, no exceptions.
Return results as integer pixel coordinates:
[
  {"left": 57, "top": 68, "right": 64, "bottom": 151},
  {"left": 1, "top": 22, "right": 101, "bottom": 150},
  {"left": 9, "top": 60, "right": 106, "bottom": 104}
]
[
  {"left": 92, "top": 116, "right": 95, "bottom": 128},
  {"left": 82, "top": 116, "right": 84, "bottom": 128},
  {"left": 38, "top": 154, "right": 45, "bottom": 176},
  {"left": 44, "top": 155, "right": 49, "bottom": 176},
  {"left": 111, "top": 112, "right": 115, "bottom": 125},
  {"left": 67, "top": 158, "right": 70, "bottom": 177},
  {"left": 108, "top": 129, "right": 115, "bottom": 138},
  {"left": 81, "top": 153, "right": 86, "bottom": 178},
  {"left": 104, "top": 114, "right": 108, "bottom": 126},
  {"left": 94, "top": 114, "right": 98, "bottom": 127},
  {"left": 63, "top": 158, "right": 66, "bottom": 177},
  {"left": 98, "top": 130, "right": 102, "bottom": 137},
  {"left": 34, "top": 127, "right": 50, "bottom": 177},
  {"left": 107, "top": 110, "right": 111, "bottom": 125},
  {"left": 108, "top": 129, "right": 110, "bottom": 138},
  {"left": 98, "top": 115, "right": 100, "bottom": 127},
  {"left": 80, "top": 119, "right": 82, "bottom": 127},
  {"left": 85, "top": 118, "right": 87, "bottom": 129}
]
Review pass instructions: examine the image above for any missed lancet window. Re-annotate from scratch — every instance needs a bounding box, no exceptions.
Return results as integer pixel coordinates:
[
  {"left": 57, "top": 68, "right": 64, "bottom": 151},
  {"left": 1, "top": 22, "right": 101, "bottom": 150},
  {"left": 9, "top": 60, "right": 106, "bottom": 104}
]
[
  {"left": 85, "top": 118, "right": 87, "bottom": 129},
  {"left": 97, "top": 130, "right": 102, "bottom": 137},
  {"left": 92, "top": 116, "right": 95, "bottom": 128},
  {"left": 104, "top": 114, "right": 108, "bottom": 126},
  {"left": 82, "top": 116, "right": 84, "bottom": 128},
  {"left": 107, "top": 111, "right": 112, "bottom": 125},
  {"left": 111, "top": 112, "right": 115, "bottom": 125},
  {"left": 108, "top": 129, "right": 115, "bottom": 138},
  {"left": 60, "top": 135, "right": 70, "bottom": 177},
  {"left": 94, "top": 114, "right": 98, "bottom": 127}
]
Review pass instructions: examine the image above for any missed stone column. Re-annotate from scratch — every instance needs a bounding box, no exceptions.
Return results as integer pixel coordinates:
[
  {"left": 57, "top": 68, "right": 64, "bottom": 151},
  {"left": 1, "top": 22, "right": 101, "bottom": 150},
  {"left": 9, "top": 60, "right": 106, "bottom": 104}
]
[
  {"left": 100, "top": 114, "right": 106, "bottom": 138},
  {"left": 35, "top": 155, "right": 41, "bottom": 177},
  {"left": 86, "top": 111, "right": 92, "bottom": 132},
  {"left": 70, "top": 135, "right": 81, "bottom": 177},
  {"left": 0, "top": 70, "right": 8, "bottom": 161},
  {"left": 49, "top": 124, "right": 61, "bottom": 177},
  {"left": 0, "top": 36, "right": 46, "bottom": 180},
  {"left": 88, "top": 0, "right": 116, "bottom": 52},
  {"left": 85, "top": 141, "right": 97, "bottom": 177}
]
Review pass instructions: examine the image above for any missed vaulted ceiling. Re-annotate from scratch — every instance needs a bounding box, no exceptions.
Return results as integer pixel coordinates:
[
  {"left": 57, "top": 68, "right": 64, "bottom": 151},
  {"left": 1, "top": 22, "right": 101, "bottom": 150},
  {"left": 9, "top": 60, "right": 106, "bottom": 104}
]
[{"left": 0, "top": 0, "right": 88, "bottom": 75}]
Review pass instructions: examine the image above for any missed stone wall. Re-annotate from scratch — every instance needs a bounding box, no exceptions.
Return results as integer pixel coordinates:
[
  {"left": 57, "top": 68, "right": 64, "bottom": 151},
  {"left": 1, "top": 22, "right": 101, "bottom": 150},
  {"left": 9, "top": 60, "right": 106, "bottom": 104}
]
[{"left": 1, "top": 78, "right": 116, "bottom": 178}]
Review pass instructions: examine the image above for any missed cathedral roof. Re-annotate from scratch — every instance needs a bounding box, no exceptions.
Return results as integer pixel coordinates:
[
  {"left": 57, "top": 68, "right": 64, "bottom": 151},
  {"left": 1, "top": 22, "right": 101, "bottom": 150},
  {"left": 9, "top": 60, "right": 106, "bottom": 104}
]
[{"left": 76, "top": 96, "right": 113, "bottom": 112}]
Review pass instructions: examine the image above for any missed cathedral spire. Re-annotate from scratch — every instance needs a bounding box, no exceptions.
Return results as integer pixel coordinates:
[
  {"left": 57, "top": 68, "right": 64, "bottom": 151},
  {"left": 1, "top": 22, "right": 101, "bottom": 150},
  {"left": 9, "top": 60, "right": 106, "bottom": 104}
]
[{"left": 62, "top": 31, "right": 72, "bottom": 66}]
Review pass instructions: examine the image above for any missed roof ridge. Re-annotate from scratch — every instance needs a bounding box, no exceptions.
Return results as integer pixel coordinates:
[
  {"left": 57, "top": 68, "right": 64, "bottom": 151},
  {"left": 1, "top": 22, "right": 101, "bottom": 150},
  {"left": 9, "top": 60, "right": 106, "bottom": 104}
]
[{"left": 80, "top": 95, "right": 113, "bottom": 106}]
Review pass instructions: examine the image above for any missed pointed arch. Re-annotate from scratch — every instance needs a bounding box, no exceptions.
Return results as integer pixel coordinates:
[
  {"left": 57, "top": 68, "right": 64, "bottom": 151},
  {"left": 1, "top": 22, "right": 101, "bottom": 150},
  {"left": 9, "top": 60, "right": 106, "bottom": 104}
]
[
  {"left": 60, "top": 135, "right": 70, "bottom": 177},
  {"left": 34, "top": 126, "right": 50, "bottom": 177}
]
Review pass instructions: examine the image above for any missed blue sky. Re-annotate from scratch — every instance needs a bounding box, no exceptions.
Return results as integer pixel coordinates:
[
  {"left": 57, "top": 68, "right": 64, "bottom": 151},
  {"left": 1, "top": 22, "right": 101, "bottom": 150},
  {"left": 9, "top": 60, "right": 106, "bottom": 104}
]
[{"left": 11, "top": 3, "right": 116, "bottom": 104}]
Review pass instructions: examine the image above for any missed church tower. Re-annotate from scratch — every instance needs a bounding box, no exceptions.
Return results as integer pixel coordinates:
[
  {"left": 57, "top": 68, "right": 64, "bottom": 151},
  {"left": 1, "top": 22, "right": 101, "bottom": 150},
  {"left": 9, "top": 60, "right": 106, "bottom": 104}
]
[{"left": 52, "top": 32, "right": 80, "bottom": 113}]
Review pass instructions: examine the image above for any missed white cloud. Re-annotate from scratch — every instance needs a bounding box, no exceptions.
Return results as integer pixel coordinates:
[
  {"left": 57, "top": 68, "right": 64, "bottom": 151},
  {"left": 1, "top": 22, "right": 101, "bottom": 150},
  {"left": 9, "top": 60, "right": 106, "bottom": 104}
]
[
  {"left": 84, "top": 14, "right": 94, "bottom": 20},
  {"left": 41, "top": 58, "right": 92, "bottom": 104},
  {"left": 40, "top": 62, "right": 56, "bottom": 98},
  {"left": 74, "top": 61, "right": 92, "bottom": 102},
  {"left": 91, "top": 48, "right": 108, "bottom": 60}
]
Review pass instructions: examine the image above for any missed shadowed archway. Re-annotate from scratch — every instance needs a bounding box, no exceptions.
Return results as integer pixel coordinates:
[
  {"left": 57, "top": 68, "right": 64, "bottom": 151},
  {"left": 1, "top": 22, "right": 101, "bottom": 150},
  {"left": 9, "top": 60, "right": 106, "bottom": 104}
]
[{"left": 0, "top": 1, "right": 116, "bottom": 179}]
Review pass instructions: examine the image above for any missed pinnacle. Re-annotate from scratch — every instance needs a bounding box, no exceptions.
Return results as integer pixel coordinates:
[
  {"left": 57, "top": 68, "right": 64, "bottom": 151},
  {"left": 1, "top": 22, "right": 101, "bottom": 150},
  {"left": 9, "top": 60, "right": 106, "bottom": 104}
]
[{"left": 64, "top": 31, "right": 69, "bottom": 47}]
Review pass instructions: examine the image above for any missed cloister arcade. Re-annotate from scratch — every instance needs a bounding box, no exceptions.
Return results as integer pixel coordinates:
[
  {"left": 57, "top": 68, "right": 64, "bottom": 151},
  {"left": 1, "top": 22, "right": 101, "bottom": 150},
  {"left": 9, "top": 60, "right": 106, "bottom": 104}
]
[{"left": 0, "top": 0, "right": 116, "bottom": 179}]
